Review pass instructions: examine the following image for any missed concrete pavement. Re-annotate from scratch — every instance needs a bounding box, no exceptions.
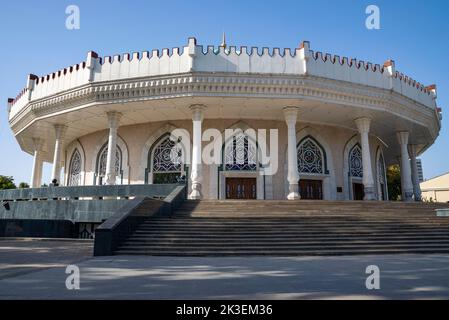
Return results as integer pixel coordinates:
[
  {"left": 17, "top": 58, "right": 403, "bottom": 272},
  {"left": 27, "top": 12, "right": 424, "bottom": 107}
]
[
  {"left": 0, "top": 238, "right": 93, "bottom": 280},
  {"left": 1, "top": 239, "right": 449, "bottom": 299}
]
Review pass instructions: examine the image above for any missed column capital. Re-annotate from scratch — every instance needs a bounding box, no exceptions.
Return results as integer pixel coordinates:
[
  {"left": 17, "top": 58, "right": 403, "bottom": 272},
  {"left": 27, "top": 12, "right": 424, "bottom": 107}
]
[
  {"left": 354, "top": 117, "right": 372, "bottom": 134},
  {"left": 54, "top": 124, "right": 68, "bottom": 139},
  {"left": 397, "top": 131, "right": 410, "bottom": 146},
  {"left": 107, "top": 111, "right": 122, "bottom": 128},
  {"left": 190, "top": 104, "right": 206, "bottom": 121},
  {"left": 32, "top": 137, "right": 45, "bottom": 151},
  {"left": 408, "top": 144, "right": 418, "bottom": 157},
  {"left": 283, "top": 106, "right": 299, "bottom": 124}
]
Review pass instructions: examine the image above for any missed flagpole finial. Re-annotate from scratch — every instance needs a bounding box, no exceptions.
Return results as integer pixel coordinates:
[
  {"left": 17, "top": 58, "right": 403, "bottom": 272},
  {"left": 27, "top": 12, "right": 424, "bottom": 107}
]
[{"left": 220, "top": 32, "right": 227, "bottom": 49}]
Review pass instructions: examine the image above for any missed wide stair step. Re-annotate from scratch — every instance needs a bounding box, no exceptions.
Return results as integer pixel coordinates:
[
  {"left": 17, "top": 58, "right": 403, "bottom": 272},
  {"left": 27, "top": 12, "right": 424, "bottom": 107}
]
[{"left": 115, "top": 200, "right": 449, "bottom": 256}]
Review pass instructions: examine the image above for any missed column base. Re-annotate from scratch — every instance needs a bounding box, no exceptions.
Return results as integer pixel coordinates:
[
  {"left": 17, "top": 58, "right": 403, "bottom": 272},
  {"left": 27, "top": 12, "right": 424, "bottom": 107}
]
[
  {"left": 413, "top": 190, "right": 422, "bottom": 202},
  {"left": 403, "top": 190, "right": 414, "bottom": 202},
  {"left": 189, "top": 183, "right": 202, "bottom": 200},
  {"left": 287, "top": 184, "right": 301, "bottom": 200},
  {"left": 106, "top": 174, "right": 116, "bottom": 186},
  {"left": 363, "top": 186, "right": 376, "bottom": 201}
]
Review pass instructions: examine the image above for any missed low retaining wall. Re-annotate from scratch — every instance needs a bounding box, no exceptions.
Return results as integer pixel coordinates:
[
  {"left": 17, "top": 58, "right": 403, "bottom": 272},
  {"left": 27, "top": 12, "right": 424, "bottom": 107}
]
[
  {"left": 0, "top": 184, "right": 185, "bottom": 239},
  {"left": 94, "top": 185, "right": 186, "bottom": 256},
  {"left": 0, "top": 199, "right": 128, "bottom": 223},
  {"left": 0, "top": 219, "right": 75, "bottom": 238},
  {"left": 0, "top": 184, "right": 180, "bottom": 201}
]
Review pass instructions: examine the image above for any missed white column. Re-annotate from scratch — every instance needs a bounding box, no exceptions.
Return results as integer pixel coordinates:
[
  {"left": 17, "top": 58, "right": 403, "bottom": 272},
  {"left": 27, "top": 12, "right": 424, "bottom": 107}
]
[
  {"left": 355, "top": 118, "right": 376, "bottom": 200},
  {"left": 283, "top": 106, "right": 300, "bottom": 200},
  {"left": 397, "top": 131, "right": 414, "bottom": 201},
  {"left": 51, "top": 124, "right": 67, "bottom": 185},
  {"left": 189, "top": 105, "right": 205, "bottom": 199},
  {"left": 105, "top": 112, "right": 122, "bottom": 185},
  {"left": 409, "top": 144, "right": 422, "bottom": 201},
  {"left": 30, "top": 138, "right": 44, "bottom": 188}
]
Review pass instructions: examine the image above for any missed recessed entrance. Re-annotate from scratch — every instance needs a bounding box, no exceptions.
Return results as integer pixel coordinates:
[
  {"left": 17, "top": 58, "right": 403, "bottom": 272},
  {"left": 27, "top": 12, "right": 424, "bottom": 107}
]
[
  {"left": 353, "top": 183, "right": 365, "bottom": 200},
  {"left": 299, "top": 179, "right": 323, "bottom": 200},
  {"left": 226, "top": 178, "right": 257, "bottom": 199}
]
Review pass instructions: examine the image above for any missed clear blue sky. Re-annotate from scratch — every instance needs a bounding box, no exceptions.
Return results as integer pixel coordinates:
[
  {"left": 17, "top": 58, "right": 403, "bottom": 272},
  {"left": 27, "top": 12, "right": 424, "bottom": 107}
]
[{"left": 0, "top": 0, "right": 448, "bottom": 184}]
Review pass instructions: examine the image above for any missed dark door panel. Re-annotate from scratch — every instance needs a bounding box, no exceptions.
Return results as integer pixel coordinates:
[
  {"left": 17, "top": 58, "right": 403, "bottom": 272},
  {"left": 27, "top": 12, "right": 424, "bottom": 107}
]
[
  {"left": 299, "top": 179, "right": 323, "bottom": 200},
  {"left": 353, "top": 182, "right": 365, "bottom": 200},
  {"left": 226, "top": 178, "right": 257, "bottom": 199}
]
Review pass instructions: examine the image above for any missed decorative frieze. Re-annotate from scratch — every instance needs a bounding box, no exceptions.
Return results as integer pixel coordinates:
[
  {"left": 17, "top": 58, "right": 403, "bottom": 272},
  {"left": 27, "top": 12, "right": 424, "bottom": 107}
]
[{"left": 9, "top": 72, "right": 439, "bottom": 137}]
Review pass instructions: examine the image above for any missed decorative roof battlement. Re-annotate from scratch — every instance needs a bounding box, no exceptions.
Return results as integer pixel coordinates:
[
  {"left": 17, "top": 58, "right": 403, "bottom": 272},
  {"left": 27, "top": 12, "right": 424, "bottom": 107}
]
[{"left": 8, "top": 37, "right": 439, "bottom": 119}]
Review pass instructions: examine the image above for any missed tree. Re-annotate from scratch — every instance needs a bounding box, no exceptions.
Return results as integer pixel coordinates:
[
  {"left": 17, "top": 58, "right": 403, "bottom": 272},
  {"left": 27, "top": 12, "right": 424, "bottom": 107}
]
[
  {"left": 387, "top": 165, "right": 402, "bottom": 201},
  {"left": 18, "top": 182, "right": 29, "bottom": 189},
  {"left": 0, "top": 176, "right": 17, "bottom": 190}
]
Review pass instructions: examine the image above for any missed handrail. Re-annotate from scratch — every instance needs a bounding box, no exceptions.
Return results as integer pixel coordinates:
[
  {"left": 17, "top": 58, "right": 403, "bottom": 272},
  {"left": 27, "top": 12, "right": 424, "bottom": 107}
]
[{"left": 93, "top": 185, "right": 186, "bottom": 256}]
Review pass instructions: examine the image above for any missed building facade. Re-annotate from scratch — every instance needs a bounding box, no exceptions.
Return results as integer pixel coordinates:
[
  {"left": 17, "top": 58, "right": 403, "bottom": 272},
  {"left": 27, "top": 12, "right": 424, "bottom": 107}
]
[
  {"left": 421, "top": 173, "right": 449, "bottom": 203},
  {"left": 7, "top": 38, "right": 442, "bottom": 201}
]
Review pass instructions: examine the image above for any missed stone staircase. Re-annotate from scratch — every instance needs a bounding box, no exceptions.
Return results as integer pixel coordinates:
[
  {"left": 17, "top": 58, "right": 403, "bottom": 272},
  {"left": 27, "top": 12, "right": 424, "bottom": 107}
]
[{"left": 115, "top": 200, "right": 449, "bottom": 256}]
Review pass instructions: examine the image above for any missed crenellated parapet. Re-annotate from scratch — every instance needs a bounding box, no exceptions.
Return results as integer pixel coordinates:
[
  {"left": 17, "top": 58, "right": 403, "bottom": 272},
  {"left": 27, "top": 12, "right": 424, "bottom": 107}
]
[{"left": 8, "top": 37, "right": 439, "bottom": 119}]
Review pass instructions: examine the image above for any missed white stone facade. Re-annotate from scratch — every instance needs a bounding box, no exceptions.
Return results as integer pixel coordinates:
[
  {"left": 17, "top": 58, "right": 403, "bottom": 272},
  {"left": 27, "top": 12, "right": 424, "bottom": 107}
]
[
  {"left": 7, "top": 38, "right": 442, "bottom": 201},
  {"left": 56, "top": 119, "right": 387, "bottom": 200}
]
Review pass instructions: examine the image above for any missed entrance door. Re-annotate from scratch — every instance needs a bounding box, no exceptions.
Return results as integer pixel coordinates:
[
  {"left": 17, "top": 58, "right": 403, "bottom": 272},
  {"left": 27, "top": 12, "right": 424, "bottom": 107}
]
[
  {"left": 353, "top": 183, "right": 365, "bottom": 200},
  {"left": 300, "top": 179, "right": 323, "bottom": 200},
  {"left": 226, "top": 178, "right": 257, "bottom": 199}
]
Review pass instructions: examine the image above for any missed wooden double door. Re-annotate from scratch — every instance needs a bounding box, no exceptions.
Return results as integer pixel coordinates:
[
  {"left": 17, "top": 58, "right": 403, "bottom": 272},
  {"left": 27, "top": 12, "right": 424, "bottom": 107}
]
[
  {"left": 299, "top": 179, "right": 323, "bottom": 200},
  {"left": 352, "top": 182, "right": 365, "bottom": 200},
  {"left": 226, "top": 178, "right": 257, "bottom": 199}
]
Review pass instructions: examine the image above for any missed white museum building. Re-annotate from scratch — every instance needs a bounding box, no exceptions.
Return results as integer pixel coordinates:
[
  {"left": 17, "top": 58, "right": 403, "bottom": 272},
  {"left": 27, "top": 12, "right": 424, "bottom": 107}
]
[{"left": 7, "top": 37, "right": 442, "bottom": 201}]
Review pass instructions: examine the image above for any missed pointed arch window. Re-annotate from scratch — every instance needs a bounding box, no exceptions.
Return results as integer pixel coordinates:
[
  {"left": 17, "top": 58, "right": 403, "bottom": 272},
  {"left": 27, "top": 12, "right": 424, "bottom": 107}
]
[
  {"left": 95, "top": 143, "right": 122, "bottom": 185},
  {"left": 297, "top": 137, "right": 327, "bottom": 174},
  {"left": 148, "top": 135, "right": 184, "bottom": 184},
  {"left": 349, "top": 144, "right": 363, "bottom": 178},
  {"left": 377, "top": 153, "right": 387, "bottom": 200},
  {"left": 224, "top": 132, "right": 257, "bottom": 171},
  {"left": 68, "top": 149, "right": 81, "bottom": 186}
]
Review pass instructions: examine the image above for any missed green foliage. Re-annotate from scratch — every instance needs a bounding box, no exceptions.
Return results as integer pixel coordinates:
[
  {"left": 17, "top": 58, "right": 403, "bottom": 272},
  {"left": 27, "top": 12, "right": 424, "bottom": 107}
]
[
  {"left": 18, "top": 182, "right": 30, "bottom": 189},
  {"left": 0, "top": 175, "right": 17, "bottom": 190},
  {"left": 387, "top": 165, "right": 402, "bottom": 201}
]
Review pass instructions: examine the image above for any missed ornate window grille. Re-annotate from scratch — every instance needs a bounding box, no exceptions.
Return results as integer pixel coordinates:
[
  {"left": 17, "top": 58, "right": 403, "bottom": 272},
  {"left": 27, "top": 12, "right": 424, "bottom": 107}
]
[
  {"left": 224, "top": 132, "right": 257, "bottom": 171},
  {"left": 377, "top": 154, "right": 386, "bottom": 185},
  {"left": 150, "top": 135, "right": 183, "bottom": 184},
  {"left": 68, "top": 149, "right": 81, "bottom": 186},
  {"left": 349, "top": 144, "right": 363, "bottom": 178},
  {"left": 377, "top": 152, "right": 387, "bottom": 200},
  {"left": 152, "top": 136, "right": 183, "bottom": 172},
  {"left": 96, "top": 144, "right": 122, "bottom": 184},
  {"left": 297, "top": 137, "right": 324, "bottom": 174}
]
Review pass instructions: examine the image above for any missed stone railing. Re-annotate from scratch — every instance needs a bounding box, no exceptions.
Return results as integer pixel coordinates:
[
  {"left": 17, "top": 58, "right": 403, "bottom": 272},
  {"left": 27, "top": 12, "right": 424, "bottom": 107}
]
[{"left": 0, "top": 184, "right": 179, "bottom": 201}]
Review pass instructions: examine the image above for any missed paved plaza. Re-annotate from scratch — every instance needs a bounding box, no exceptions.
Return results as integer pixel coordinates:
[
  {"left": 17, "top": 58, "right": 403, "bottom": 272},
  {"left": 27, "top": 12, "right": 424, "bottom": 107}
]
[{"left": 1, "top": 239, "right": 449, "bottom": 299}]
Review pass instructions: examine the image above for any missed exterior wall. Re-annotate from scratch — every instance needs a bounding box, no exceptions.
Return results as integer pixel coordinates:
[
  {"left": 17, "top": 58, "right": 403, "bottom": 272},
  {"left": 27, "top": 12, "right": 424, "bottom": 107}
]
[
  {"left": 64, "top": 119, "right": 387, "bottom": 201},
  {"left": 9, "top": 38, "right": 437, "bottom": 120},
  {"left": 420, "top": 173, "right": 449, "bottom": 203}
]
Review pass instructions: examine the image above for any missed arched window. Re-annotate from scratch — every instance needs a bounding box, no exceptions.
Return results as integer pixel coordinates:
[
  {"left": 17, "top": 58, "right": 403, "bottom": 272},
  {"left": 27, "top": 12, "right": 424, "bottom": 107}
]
[
  {"left": 377, "top": 153, "right": 387, "bottom": 200},
  {"left": 297, "top": 137, "right": 326, "bottom": 174},
  {"left": 149, "top": 135, "right": 184, "bottom": 184},
  {"left": 349, "top": 144, "right": 363, "bottom": 178},
  {"left": 95, "top": 143, "right": 122, "bottom": 185},
  {"left": 224, "top": 132, "right": 257, "bottom": 171},
  {"left": 68, "top": 149, "right": 81, "bottom": 186}
]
